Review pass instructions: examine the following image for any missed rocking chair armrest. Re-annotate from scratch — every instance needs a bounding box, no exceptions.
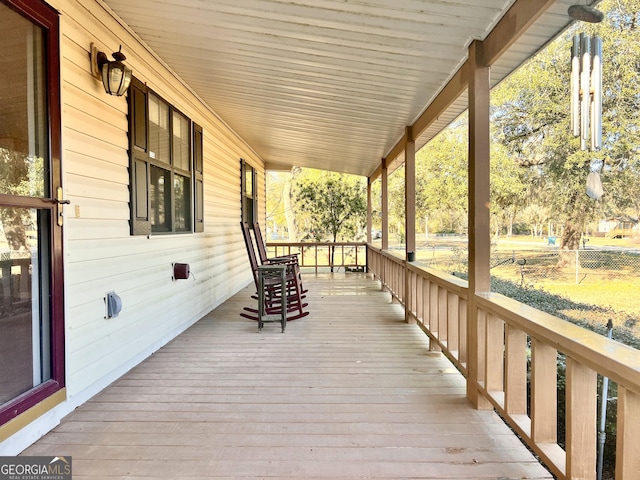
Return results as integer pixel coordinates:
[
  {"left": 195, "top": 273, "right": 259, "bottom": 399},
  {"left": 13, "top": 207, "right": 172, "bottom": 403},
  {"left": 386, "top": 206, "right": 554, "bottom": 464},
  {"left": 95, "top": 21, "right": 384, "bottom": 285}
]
[{"left": 266, "top": 254, "right": 298, "bottom": 264}]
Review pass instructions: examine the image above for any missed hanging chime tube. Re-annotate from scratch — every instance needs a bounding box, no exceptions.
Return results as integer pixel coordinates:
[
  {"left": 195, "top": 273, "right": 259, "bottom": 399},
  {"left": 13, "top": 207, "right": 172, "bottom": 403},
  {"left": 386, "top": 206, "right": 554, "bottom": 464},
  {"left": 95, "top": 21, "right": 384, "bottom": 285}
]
[
  {"left": 580, "top": 33, "right": 592, "bottom": 150},
  {"left": 591, "top": 36, "right": 603, "bottom": 150},
  {"left": 571, "top": 35, "right": 581, "bottom": 137},
  {"left": 572, "top": 33, "right": 602, "bottom": 152}
]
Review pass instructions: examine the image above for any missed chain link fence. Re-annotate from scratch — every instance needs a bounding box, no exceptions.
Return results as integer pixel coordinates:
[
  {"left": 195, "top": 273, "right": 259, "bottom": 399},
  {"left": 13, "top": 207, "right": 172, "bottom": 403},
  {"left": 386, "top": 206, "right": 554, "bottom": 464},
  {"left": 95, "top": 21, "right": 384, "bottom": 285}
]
[
  {"left": 493, "top": 248, "right": 640, "bottom": 285},
  {"left": 415, "top": 244, "right": 640, "bottom": 285}
]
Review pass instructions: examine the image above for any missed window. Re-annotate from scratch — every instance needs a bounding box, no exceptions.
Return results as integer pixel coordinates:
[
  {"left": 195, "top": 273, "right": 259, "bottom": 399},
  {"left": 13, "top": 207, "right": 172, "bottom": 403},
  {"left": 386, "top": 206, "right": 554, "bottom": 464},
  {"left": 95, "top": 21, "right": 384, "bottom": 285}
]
[
  {"left": 128, "top": 78, "right": 204, "bottom": 234},
  {"left": 241, "top": 159, "right": 257, "bottom": 226}
]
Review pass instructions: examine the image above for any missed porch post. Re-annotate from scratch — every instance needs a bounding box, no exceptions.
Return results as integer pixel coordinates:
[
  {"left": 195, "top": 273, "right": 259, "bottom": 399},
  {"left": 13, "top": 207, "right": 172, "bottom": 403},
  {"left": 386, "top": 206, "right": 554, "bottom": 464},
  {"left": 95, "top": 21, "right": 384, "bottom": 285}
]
[
  {"left": 467, "top": 39, "right": 492, "bottom": 409},
  {"left": 381, "top": 159, "right": 389, "bottom": 251},
  {"left": 405, "top": 127, "right": 416, "bottom": 323},
  {"left": 405, "top": 127, "right": 416, "bottom": 259},
  {"left": 367, "top": 177, "right": 372, "bottom": 244}
]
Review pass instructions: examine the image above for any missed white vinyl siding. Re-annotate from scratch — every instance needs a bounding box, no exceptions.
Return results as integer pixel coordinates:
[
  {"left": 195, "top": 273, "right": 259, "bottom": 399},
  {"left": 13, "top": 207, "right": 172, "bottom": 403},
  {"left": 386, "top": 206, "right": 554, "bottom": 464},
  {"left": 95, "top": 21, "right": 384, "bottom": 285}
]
[{"left": 52, "top": 0, "right": 265, "bottom": 398}]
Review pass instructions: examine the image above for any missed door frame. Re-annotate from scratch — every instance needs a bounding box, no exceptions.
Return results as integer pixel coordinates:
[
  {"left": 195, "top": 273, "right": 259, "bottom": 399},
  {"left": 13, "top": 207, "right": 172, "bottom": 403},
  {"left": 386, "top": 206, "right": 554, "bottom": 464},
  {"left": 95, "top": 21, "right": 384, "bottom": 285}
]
[{"left": 0, "top": 0, "right": 65, "bottom": 426}]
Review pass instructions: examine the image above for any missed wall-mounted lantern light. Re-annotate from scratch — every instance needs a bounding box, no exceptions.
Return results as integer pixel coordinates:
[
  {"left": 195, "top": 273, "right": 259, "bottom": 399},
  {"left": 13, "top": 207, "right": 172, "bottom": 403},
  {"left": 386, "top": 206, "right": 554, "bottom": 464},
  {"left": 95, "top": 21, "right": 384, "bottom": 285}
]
[{"left": 90, "top": 42, "right": 132, "bottom": 96}]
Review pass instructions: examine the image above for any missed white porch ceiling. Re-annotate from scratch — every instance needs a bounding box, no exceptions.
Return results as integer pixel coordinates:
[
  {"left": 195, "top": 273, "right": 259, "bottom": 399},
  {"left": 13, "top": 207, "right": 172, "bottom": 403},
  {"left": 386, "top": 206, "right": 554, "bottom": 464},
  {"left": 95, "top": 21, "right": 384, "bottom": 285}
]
[{"left": 101, "top": 0, "right": 593, "bottom": 177}]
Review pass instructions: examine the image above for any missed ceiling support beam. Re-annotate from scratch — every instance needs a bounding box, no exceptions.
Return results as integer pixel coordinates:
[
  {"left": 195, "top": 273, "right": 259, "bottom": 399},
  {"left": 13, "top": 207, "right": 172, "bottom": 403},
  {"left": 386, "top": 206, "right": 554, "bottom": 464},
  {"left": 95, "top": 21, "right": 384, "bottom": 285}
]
[
  {"left": 412, "top": 63, "right": 469, "bottom": 142},
  {"left": 481, "top": 0, "right": 557, "bottom": 66},
  {"left": 369, "top": 164, "right": 383, "bottom": 184},
  {"left": 384, "top": 133, "right": 407, "bottom": 174},
  {"left": 372, "top": 0, "right": 558, "bottom": 182}
]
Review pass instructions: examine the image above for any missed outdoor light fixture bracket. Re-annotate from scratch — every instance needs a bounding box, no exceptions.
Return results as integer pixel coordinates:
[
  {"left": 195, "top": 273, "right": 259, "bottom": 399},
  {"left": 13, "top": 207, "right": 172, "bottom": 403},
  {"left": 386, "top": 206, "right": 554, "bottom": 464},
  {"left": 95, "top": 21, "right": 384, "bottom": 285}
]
[{"left": 90, "top": 42, "right": 132, "bottom": 96}]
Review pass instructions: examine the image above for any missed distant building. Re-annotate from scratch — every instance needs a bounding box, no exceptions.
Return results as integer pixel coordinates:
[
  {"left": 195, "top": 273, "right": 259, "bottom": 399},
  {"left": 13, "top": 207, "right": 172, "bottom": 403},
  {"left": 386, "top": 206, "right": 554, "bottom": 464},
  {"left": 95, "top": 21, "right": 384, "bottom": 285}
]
[{"left": 598, "top": 215, "right": 639, "bottom": 238}]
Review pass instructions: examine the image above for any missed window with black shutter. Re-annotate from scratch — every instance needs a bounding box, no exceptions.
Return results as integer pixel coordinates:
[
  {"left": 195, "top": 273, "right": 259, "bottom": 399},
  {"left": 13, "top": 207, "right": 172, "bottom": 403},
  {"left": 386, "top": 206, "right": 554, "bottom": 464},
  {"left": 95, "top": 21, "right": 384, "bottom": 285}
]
[{"left": 128, "top": 78, "right": 204, "bottom": 235}]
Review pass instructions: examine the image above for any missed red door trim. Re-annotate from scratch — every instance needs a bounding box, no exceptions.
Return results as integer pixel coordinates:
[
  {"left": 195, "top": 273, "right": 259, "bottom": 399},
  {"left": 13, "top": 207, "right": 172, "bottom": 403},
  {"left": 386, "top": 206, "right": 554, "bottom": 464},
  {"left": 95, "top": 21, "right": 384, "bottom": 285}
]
[{"left": 0, "top": 0, "right": 65, "bottom": 426}]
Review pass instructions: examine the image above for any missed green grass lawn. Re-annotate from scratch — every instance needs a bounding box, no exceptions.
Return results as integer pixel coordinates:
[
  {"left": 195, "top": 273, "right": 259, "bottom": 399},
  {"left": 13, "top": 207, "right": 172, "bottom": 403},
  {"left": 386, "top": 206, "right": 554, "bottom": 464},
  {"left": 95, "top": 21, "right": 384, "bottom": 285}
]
[
  {"left": 382, "top": 235, "right": 640, "bottom": 337},
  {"left": 493, "top": 235, "right": 640, "bottom": 322},
  {"left": 407, "top": 234, "right": 640, "bottom": 343},
  {"left": 490, "top": 276, "right": 640, "bottom": 349},
  {"left": 540, "top": 280, "right": 640, "bottom": 317}
]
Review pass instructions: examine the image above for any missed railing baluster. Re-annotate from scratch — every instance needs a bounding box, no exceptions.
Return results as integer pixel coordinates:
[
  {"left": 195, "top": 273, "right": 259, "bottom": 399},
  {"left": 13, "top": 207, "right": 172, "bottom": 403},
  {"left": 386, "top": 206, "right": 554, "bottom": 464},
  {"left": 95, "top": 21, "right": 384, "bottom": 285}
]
[
  {"left": 405, "top": 266, "right": 413, "bottom": 323},
  {"left": 616, "top": 386, "right": 640, "bottom": 479},
  {"left": 459, "top": 298, "right": 467, "bottom": 367},
  {"left": 531, "top": 341, "right": 557, "bottom": 444},
  {"left": 416, "top": 274, "right": 423, "bottom": 323},
  {"left": 423, "top": 278, "right": 430, "bottom": 328},
  {"left": 429, "top": 283, "right": 439, "bottom": 351},
  {"left": 438, "top": 286, "right": 448, "bottom": 346},
  {"left": 447, "top": 292, "right": 458, "bottom": 355},
  {"left": 485, "top": 313, "right": 504, "bottom": 402},
  {"left": 565, "top": 358, "right": 597, "bottom": 480},
  {"left": 476, "top": 309, "right": 487, "bottom": 385},
  {"left": 505, "top": 325, "right": 527, "bottom": 416},
  {"left": 429, "top": 282, "right": 438, "bottom": 335},
  {"left": 355, "top": 245, "right": 359, "bottom": 269},
  {"left": 398, "top": 261, "right": 403, "bottom": 301},
  {"left": 411, "top": 272, "right": 420, "bottom": 318}
]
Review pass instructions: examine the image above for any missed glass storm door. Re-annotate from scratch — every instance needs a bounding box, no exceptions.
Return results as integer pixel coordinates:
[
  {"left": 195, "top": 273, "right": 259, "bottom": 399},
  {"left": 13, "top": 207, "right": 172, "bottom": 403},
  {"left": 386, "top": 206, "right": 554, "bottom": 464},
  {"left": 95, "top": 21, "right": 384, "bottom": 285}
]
[{"left": 0, "top": 0, "right": 64, "bottom": 424}]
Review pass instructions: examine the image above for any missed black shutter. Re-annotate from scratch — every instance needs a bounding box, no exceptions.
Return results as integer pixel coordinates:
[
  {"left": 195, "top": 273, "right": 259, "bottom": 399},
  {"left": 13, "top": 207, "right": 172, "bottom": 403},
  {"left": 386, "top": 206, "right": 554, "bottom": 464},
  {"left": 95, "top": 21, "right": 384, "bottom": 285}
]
[
  {"left": 194, "top": 123, "right": 204, "bottom": 232},
  {"left": 129, "top": 78, "right": 151, "bottom": 235},
  {"left": 240, "top": 158, "right": 246, "bottom": 223},
  {"left": 252, "top": 166, "right": 258, "bottom": 225}
]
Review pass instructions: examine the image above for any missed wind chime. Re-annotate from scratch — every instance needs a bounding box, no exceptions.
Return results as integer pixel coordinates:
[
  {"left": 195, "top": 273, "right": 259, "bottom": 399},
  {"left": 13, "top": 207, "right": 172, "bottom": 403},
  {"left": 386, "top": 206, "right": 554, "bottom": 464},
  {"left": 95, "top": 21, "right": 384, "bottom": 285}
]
[
  {"left": 569, "top": 8, "right": 611, "bottom": 479},
  {"left": 570, "top": 32, "right": 602, "bottom": 152},
  {"left": 569, "top": 3, "right": 604, "bottom": 199},
  {"left": 569, "top": 10, "right": 611, "bottom": 480}
]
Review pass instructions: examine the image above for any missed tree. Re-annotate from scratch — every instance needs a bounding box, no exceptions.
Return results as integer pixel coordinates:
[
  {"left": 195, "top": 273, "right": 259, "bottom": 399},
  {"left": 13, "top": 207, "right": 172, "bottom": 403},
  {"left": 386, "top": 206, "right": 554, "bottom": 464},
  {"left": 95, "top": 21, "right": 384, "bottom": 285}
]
[
  {"left": 387, "top": 166, "right": 406, "bottom": 242},
  {"left": 295, "top": 170, "right": 366, "bottom": 242},
  {"left": 490, "top": 142, "right": 528, "bottom": 237},
  {"left": 266, "top": 168, "right": 301, "bottom": 241},
  {"left": 294, "top": 170, "right": 366, "bottom": 270},
  {"left": 416, "top": 120, "right": 468, "bottom": 235},
  {"left": 295, "top": 170, "right": 367, "bottom": 272},
  {"left": 0, "top": 149, "right": 43, "bottom": 251},
  {"left": 492, "top": 0, "right": 640, "bottom": 250}
]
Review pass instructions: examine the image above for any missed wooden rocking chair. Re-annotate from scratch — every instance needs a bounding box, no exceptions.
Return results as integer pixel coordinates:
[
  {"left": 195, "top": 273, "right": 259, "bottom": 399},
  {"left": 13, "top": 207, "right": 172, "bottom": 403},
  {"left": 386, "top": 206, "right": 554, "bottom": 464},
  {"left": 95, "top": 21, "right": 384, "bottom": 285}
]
[
  {"left": 240, "top": 222, "right": 309, "bottom": 322},
  {"left": 253, "top": 222, "right": 306, "bottom": 294}
]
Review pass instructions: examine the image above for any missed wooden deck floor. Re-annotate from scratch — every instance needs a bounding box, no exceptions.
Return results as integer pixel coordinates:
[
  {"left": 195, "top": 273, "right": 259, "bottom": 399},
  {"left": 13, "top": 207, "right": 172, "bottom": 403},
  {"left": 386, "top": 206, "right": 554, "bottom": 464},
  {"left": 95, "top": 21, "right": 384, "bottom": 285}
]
[{"left": 23, "top": 273, "right": 552, "bottom": 479}]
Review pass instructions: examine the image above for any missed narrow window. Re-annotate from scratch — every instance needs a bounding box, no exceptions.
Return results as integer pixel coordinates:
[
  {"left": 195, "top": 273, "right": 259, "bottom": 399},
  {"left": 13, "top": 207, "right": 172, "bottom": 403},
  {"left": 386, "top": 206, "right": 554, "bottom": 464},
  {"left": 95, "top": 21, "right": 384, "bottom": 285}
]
[{"left": 241, "top": 159, "right": 257, "bottom": 226}]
